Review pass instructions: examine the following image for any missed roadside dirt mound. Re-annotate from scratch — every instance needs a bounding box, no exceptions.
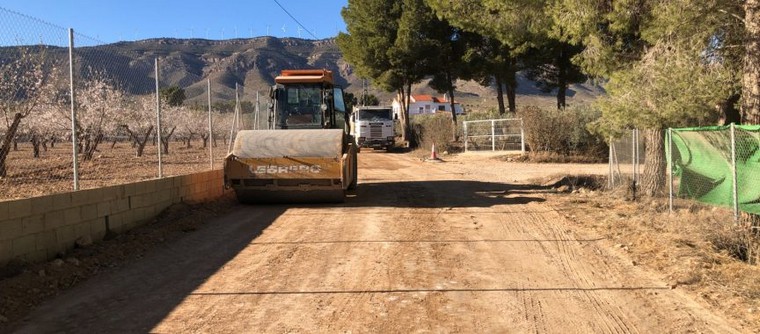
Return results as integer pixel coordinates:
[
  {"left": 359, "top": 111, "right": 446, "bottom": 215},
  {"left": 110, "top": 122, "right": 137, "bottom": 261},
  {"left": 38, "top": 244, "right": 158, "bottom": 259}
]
[{"left": 540, "top": 174, "right": 606, "bottom": 192}]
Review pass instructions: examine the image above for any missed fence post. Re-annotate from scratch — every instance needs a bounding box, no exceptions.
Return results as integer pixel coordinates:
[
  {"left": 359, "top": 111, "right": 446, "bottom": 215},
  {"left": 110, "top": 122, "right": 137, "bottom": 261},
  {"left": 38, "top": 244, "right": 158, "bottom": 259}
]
[
  {"left": 68, "top": 28, "right": 79, "bottom": 191},
  {"left": 608, "top": 136, "right": 613, "bottom": 189},
  {"left": 491, "top": 120, "right": 495, "bottom": 151},
  {"left": 207, "top": 79, "right": 213, "bottom": 169},
  {"left": 730, "top": 123, "right": 739, "bottom": 223},
  {"left": 520, "top": 118, "right": 525, "bottom": 154},
  {"left": 668, "top": 128, "right": 673, "bottom": 214},
  {"left": 631, "top": 129, "right": 637, "bottom": 198},
  {"left": 463, "top": 121, "right": 468, "bottom": 152},
  {"left": 155, "top": 58, "right": 163, "bottom": 178}
]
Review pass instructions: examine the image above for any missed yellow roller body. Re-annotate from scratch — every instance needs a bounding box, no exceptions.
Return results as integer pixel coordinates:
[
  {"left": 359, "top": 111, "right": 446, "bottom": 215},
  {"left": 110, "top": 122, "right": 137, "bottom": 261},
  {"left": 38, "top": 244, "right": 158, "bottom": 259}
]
[{"left": 224, "top": 129, "right": 350, "bottom": 203}]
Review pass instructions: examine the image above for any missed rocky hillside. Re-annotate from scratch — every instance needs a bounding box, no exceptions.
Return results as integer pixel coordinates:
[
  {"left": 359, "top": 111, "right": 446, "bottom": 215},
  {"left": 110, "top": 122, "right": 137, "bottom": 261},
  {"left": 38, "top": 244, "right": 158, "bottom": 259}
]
[{"left": 5, "top": 36, "right": 604, "bottom": 109}]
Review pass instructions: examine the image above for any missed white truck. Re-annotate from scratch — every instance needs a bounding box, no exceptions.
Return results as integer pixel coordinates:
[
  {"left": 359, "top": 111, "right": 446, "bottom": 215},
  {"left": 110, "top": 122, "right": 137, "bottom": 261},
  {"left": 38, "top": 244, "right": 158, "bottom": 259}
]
[{"left": 352, "top": 106, "right": 395, "bottom": 151}]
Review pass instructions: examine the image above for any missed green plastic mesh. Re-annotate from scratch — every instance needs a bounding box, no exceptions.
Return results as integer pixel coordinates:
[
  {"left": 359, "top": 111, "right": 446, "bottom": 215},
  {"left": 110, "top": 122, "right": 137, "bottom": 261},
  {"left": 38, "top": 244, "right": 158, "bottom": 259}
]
[{"left": 667, "top": 125, "right": 760, "bottom": 214}]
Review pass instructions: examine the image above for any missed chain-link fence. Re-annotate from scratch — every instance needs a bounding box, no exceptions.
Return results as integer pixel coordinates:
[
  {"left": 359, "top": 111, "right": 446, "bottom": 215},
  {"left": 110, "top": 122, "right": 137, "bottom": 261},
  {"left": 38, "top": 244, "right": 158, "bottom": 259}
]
[
  {"left": 608, "top": 129, "right": 645, "bottom": 190},
  {"left": 667, "top": 124, "right": 760, "bottom": 222},
  {"left": 0, "top": 8, "right": 268, "bottom": 201},
  {"left": 463, "top": 118, "right": 525, "bottom": 152}
]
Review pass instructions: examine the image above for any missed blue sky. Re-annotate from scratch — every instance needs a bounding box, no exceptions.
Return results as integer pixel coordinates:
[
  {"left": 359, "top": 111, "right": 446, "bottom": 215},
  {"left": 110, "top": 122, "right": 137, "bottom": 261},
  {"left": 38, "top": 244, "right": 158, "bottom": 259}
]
[{"left": 0, "top": 0, "right": 348, "bottom": 43}]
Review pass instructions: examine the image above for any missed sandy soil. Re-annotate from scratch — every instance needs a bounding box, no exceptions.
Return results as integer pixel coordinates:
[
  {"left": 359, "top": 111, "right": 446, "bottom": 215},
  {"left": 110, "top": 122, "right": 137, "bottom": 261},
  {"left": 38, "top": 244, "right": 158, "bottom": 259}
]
[{"left": 3, "top": 151, "right": 751, "bottom": 333}]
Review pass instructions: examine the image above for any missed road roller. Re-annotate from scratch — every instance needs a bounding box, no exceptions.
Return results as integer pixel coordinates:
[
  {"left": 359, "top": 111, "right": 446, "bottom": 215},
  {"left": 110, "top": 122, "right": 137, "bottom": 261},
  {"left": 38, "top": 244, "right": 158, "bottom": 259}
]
[{"left": 223, "top": 69, "right": 358, "bottom": 203}]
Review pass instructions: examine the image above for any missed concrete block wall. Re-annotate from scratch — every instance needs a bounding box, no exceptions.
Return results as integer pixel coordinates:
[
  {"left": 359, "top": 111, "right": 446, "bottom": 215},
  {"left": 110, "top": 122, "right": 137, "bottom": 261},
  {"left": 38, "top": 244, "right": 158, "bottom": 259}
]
[{"left": 0, "top": 169, "right": 227, "bottom": 266}]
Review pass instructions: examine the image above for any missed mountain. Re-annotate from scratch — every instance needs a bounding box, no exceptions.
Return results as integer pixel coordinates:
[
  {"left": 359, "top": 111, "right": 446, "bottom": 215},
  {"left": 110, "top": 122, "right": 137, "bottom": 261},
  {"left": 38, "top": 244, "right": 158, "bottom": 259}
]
[{"left": 3, "top": 36, "right": 604, "bottom": 109}]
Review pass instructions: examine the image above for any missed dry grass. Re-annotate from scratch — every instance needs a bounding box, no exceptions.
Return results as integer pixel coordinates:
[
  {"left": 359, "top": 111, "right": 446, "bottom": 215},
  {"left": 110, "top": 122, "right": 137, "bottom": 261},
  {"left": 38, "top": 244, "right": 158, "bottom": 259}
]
[{"left": 550, "top": 189, "right": 760, "bottom": 329}]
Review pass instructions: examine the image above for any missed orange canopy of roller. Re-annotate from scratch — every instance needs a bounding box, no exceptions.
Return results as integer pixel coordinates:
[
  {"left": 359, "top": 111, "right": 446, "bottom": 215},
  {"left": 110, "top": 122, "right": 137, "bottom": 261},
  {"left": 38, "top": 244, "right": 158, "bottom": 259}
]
[{"left": 275, "top": 69, "right": 334, "bottom": 84}]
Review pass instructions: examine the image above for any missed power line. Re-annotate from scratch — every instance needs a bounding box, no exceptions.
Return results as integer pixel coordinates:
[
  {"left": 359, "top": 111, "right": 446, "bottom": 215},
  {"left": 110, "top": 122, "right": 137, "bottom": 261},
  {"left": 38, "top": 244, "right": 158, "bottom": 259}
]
[{"left": 272, "top": 0, "right": 318, "bottom": 39}]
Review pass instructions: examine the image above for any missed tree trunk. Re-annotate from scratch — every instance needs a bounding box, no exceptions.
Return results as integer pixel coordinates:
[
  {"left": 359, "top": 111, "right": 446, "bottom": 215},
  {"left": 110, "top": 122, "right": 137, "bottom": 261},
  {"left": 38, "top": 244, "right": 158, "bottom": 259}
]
[
  {"left": 447, "top": 73, "right": 458, "bottom": 142},
  {"left": 160, "top": 126, "right": 176, "bottom": 154},
  {"left": 82, "top": 132, "right": 104, "bottom": 161},
  {"left": 31, "top": 134, "right": 41, "bottom": 158},
  {"left": 640, "top": 128, "right": 666, "bottom": 197},
  {"left": 743, "top": 0, "right": 760, "bottom": 124},
  {"left": 719, "top": 93, "right": 742, "bottom": 125},
  {"left": 201, "top": 134, "right": 209, "bottom": 148},
  {"left": 50, "top": 136, "right": 56, "bottom": 148},
  {"left": 506, "top": 58, "right": 517, "bottom": 113},
  {"left": 495, "top": 75, "right": 506, "bottom": 115},
  {"left": 0, "top": 113, "right": 24, "bottom": 178},
  {"left": 123, "top": 125, "right": 153, "bottom": 157},
  {"left": 557, "top": 85, "right": 567, "bottom": 110}
]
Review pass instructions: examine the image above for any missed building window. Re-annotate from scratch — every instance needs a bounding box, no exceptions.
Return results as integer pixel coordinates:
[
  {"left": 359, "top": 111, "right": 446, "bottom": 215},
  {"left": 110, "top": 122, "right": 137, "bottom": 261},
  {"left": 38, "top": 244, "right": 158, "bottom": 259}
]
[{"left": 438, "top": 105, "right": 446, "bottom": 111}]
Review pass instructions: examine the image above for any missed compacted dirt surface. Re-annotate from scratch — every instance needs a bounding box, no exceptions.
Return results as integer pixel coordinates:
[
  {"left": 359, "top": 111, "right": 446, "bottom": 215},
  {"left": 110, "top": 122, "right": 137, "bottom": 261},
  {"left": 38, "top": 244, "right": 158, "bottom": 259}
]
[{"left": 5, "top": 151, "right": 749, "bottom": 333}]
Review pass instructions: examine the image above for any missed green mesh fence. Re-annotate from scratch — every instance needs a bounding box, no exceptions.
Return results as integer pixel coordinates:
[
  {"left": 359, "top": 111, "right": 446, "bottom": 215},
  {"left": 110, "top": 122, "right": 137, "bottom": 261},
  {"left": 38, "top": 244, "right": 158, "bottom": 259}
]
[{"left": 667, "top": 125, "right": 760, "bottom": 215}]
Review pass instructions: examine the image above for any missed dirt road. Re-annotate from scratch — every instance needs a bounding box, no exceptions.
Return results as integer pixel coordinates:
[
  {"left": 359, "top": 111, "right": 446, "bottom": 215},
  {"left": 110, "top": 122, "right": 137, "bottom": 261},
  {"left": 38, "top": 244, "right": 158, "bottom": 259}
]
[{"left": 11, "top": 152, "right": 743, "bottom": 333}]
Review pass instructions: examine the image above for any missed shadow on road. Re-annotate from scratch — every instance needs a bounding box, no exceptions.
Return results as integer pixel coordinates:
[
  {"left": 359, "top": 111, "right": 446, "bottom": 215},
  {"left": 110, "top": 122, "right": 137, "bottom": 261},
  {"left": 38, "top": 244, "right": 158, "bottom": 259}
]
[
  {"left": 13, "top": 179, "right": 552, "bottom": 332},
  {"left": 14, "top": 205, "right": 285, "bottom": 333},
  {"left": 342, "top": 180, "right": 550, "bottom": 208}
]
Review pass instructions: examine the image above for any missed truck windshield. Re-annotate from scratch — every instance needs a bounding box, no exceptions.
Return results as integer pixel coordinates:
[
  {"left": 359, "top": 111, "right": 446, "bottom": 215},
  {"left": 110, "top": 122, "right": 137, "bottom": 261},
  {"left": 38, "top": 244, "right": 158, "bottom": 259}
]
[
  {"left": 277, "top": 84, "right": 323, "bottom": 128},
  {"left": 358, "top": 109, "right": 392, "bottom": 121}
]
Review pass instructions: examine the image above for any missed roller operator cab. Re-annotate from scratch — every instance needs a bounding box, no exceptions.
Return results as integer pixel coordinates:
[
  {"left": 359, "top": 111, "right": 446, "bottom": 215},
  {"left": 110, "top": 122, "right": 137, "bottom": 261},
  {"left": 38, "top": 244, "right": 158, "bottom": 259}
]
[{"left": 223, "top": 69, "right": 358, "bottom": 203}]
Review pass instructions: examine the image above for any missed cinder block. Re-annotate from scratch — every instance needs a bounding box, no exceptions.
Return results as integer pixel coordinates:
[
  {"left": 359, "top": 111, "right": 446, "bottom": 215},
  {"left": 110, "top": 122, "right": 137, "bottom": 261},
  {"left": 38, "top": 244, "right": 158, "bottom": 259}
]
[
  {"left": 29, "top": 196, "right": 53, "bottom": 216},
  {"left": 56, "top": 225, "right": 76, "bottom": 244},
  {"left": 81, "top": 204, "right": 98, "bottom": 221},
  {"left": 90, "top": 218, "right": 106, "bottom": 241},
  {"left": 97, "top": 201, "right": 112, "bottom": 218},
  {"left": 63, "top": 207, "right": 81, "bottom": 225},
  {"left": 155, "top": 189, "right": 172, "bottom": 203},
  {"left": 7, "top": 199, "right": 32, "bottom": 220},
  {"left": 22, "top": 215, "right": 45, "bottom": 234},
  {"left": 12, "top": 234, "right": 35, "bottom": 257},
  {"left": 70, "top": 190, "right": 90, "bottom": 207},
  {"left": 43, "top": 211, "right": 65, "bottom": 230},
  {"left": 0, "top": 219, "right": 23, "bottom": 241},
  {"left": 114, "top": 198, "right": 130, "bottom": 212},
  {"left": 0, "top": 201, "right": 8, "bottom": 220},
  {"left": 52, "top": 193, "right": 72, "bottom": 211},
  {"left": 73, "top": 222, "right": 91, "bottom": 239},
  {"left": 98, "top": 185, "right": 122, "bottom": 201},
  {"left": 0, "top": 240, "right": 11, "bottom": 265},
  {"left": 35, "top": 230, "right": 57, "bottom": 251}
]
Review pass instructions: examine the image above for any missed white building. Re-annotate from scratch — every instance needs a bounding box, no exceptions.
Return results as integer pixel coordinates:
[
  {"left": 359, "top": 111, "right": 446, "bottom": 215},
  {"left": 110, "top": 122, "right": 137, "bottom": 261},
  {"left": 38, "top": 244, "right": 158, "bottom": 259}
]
[{"left": 392, "top": 94, "right": 465, "bottom": 118}]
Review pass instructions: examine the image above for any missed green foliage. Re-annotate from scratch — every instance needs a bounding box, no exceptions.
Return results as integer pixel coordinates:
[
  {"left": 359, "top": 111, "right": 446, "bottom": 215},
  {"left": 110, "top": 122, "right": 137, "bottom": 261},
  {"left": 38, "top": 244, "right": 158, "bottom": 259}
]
[
  {"left": 159, "top": 86, "right": 185, "bottom": 107},
  {"left": 591, "top": 42, "right": 733, "bottom": 137},
  {"left": 345, "top": 91, "right": 380, "bottom": 111}
]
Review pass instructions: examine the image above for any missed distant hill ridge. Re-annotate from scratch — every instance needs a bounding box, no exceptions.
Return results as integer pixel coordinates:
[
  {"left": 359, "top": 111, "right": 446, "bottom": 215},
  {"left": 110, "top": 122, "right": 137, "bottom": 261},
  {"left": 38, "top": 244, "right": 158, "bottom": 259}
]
[{"left": 2, "top": 36, "right": 603, "bottom": 107}]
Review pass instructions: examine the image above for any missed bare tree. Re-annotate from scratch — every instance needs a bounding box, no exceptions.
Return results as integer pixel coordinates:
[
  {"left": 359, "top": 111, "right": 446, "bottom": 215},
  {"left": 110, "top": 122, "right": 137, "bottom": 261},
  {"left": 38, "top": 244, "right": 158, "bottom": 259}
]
[{"left": 0, "top": 46, "right": 55, "bottom": 177}]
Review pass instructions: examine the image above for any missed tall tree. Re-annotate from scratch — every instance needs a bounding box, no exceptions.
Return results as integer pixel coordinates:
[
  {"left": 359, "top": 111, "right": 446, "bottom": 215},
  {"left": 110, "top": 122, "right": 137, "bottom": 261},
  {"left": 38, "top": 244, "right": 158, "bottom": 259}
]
[
  {"left": 426, "top": 0, "right": 586, "bottom": 111},
  {"left": 523, "top": 41, "right": 587, "bottom": 109},
  {"left": 553, "top": 0, "right": 744, "bottom": 195},
  {"left": 743, "top": 0, "right": 760, "bottom": 124},
  {"left": 339, "top": 0, "right": 441, "bottom": 143}
]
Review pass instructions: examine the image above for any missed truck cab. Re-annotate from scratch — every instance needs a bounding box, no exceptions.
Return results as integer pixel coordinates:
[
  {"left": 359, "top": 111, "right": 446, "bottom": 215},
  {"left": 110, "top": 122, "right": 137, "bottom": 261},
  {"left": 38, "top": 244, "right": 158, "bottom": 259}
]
[{"left": 352, "top": 106, "right": 395, "bottom": 151}]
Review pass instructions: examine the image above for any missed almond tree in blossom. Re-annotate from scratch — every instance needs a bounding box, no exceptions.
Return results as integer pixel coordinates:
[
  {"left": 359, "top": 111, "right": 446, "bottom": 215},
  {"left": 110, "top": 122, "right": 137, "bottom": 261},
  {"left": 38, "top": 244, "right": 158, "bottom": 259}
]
[{"left": 0, "top": 46, "right": 55, "bottom": 177}]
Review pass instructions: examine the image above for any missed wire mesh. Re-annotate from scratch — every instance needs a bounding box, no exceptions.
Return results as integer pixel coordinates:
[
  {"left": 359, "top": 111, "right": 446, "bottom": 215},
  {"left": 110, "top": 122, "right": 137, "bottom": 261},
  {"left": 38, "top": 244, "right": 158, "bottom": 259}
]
[
  {"left": 0, "top": 8, "right": 269, "bottom": 201},
  {"left": 608, "top": 129, "right": 645, "bottom": 190},
  {"left": 463, "top": 118, "right": 524, "bottom": 152},
  {"left": 668, "top": 125, "right": 760, "bottom": 222}
]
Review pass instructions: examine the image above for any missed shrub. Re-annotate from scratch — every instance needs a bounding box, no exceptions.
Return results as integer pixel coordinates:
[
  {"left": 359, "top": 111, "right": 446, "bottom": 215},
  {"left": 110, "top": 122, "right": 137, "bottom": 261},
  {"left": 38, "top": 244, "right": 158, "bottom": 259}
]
[
  {"left": 410, "top": 113, "right": 455, "bottom": 152},
  {"left": 518, "top": 105, "right": 606, "bottom": 157}
]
